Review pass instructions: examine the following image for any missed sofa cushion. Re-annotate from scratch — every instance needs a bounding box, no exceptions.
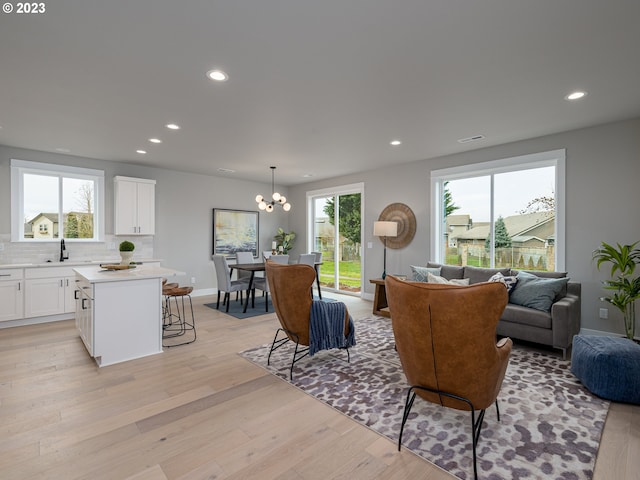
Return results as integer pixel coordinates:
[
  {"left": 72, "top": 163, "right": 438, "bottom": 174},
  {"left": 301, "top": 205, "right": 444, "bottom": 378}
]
[
  {"left": 464, "top": 265, "right": 511, "bottom": 284},
  {"left": 427, "top": 272, "right": 470, "bottom": 285},
  {"left": 426, "top": 262, "right": 464, "bottom": 280},
  {"left": 511, "top": 270, "right": 569, "bottom": 299},
  {"left": 509, "top": 271, "right": 569, "bottom": 312},
  {"left": 502, "top": 303, "right": 552, "bottom": 329},
  {"left": 488, "top": 272, "right": 518, "bottom": 294},
  {"left": 410, "top": 265, "right": 441, "bottom": 282}
]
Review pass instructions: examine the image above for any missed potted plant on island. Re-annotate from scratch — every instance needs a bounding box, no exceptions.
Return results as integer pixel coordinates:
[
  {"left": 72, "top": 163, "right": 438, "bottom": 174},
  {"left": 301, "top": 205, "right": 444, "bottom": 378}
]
[
  {"left": 592, "top": 241, "right": 640, "bottom": 341},
  {"left": 273, "top": 228, "right": 295, "bottom": 254},
  {"left": 119, "top": 240, "right": 135, "bottom": 265}
]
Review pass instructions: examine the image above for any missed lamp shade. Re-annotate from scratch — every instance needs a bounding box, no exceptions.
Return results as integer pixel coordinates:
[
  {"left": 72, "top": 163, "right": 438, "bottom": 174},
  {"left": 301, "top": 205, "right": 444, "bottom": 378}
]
[{"left": 373, "top": 221, "right": 398, "bottom": 237}]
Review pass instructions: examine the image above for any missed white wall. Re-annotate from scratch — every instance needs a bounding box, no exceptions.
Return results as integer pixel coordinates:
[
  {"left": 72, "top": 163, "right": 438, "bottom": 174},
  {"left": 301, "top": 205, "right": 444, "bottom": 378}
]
[
  {"left": 287, "top": 117, "right": 640, "bottom": 336},
  {"left": 0, "top": 146, "right": 290, "bottom": 294},
  {"left": 2, "top": 117, "right": 639, "bottom": 335}
]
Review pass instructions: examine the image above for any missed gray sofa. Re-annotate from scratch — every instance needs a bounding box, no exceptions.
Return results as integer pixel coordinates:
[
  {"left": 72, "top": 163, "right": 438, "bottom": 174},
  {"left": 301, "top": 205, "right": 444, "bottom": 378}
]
[{"left": 426, "top": 263, "right": 581, "bottom": 358}]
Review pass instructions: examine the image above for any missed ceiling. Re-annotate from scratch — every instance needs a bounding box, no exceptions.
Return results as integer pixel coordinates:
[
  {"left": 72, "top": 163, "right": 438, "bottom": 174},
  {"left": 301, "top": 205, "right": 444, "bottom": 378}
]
[{"left": 1, "top": 0, "right": 639, "bottom": 186}]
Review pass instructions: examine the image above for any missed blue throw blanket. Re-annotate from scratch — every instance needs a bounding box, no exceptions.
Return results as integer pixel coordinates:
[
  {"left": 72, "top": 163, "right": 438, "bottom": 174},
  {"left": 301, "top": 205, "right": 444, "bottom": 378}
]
[{"left": 309, "top": 300, "right": 356, "bottom": 356}]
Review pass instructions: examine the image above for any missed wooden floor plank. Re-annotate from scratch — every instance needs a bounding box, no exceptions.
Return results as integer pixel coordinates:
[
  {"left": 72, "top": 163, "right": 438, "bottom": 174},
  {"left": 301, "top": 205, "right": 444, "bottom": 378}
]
[{"left": 0, "top": 292, "right": 637, "bottom": 480}]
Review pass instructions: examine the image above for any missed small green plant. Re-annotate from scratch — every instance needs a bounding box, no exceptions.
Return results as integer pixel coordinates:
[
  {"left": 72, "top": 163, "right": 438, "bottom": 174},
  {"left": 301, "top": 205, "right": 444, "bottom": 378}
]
[
  {"left": 592, "top": 241, "right": 640, "bottom": 340},
  {"left": 119, "top": 240, "right": 135, "bottom": 252},
  {"left": 273, "top": 228, "right": 295, "bottom": 254}
]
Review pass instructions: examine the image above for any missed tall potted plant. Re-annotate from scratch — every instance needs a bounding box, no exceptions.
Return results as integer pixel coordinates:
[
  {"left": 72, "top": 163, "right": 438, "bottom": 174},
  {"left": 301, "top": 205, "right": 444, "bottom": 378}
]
[
  {"left": 592, "top": 241, "right": 640, "bottom": 340},
  {"left": 273, "top": 228, "right": 295, "bottom": 254}
]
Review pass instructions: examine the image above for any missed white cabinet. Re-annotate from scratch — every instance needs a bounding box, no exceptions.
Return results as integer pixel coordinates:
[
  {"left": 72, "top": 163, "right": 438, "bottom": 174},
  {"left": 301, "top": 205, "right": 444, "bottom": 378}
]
[
  {"left": 75, "top": 277, "right": 94, "bottom": 354},
  {"left": 0, "top": 269, "right": 24, "bottom": 322},
  {"left": 24, "top": 267, "right": 77, "bottom": 318},
  {"left": 114, "top": 176, "right": 156, "bottom": 235},
  {"left": 73, "top": 265, "right": 179, "bottom": 367}
]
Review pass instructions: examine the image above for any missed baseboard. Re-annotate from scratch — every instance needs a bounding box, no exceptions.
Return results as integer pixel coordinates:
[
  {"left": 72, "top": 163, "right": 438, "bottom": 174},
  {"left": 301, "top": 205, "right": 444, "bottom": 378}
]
[{"left": 190, "top": 287, "right": 216, "bottom": 298}]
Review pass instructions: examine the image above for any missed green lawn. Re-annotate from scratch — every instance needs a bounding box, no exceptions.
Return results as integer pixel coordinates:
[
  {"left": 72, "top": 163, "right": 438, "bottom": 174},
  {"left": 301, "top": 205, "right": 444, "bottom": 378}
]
[{"left": 319, "top": 260, "right": 361, "bottom": 289}]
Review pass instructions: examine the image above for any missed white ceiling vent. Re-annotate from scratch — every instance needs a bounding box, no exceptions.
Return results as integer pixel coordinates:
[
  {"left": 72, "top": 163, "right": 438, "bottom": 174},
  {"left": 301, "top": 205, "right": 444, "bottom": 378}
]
[
  {"left": 217, "top": 168, "right": 236, "bottom": 174},
  {"left": 457, "top": 134, "right": 485, "bottom": 144}
]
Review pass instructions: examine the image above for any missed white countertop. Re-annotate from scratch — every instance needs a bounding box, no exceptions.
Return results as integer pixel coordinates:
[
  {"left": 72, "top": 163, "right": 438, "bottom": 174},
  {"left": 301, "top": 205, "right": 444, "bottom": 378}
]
[
  {"left": 73, "top": 264, "right": 184, "bottom": 283},
  {"left": 0, "top": 259, "right": 163, "bottom": 269}
]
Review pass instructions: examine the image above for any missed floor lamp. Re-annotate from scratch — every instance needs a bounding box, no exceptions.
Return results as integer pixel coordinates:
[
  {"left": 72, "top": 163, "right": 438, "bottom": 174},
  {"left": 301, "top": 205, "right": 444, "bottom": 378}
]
[{"left": 374, "top": 221, "right": 398, "bottom": 279}]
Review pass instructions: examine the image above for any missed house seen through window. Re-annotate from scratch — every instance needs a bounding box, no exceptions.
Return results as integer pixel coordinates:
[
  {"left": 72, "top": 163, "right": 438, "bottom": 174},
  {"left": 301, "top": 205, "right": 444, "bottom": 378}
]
[
  {"left": 11, "top": 160, "right": 105, "bottom": 242},
  {"left": 431, "top": 150, "right": 565, "bottom": 271}
]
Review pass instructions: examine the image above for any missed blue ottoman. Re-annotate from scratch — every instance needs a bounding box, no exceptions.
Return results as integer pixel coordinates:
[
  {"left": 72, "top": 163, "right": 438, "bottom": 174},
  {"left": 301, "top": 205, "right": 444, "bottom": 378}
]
[{"left": 571, "top": 335, "right": 640, "bottom": 404}]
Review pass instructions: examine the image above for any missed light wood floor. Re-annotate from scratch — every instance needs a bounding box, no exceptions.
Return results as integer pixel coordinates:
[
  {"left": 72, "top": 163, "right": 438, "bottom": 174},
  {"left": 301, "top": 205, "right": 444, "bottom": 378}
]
[{"left": 0, "top": 293, "right": 638, "bottom": 480}]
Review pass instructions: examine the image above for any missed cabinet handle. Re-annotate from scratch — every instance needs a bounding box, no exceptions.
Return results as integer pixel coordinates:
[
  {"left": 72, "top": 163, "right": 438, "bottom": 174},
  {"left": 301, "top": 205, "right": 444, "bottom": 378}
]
[
  {"left": 66, "top": 279, "right": 69, "bottom": 287},
  {"left": 82, "top": 298, "right": 88, "bottom": 310},
  {"left": 18, "top": 282, "right": 21, "bottom": 291},
  {"left": 0, "top": 274, "right": 10, "bottom": 277},
  {"left": 60, "top": 279, "right": 64, "bottom": 287},
  {"left": 75, "top": 289, "right": 80, "bottom": 300}
]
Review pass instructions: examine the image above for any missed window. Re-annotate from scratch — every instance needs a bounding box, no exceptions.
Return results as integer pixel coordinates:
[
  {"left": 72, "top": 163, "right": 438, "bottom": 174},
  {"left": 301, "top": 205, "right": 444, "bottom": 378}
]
[
  {"left": 307, "top": 183, "right": 364, "bottom": 295},
  {"left": 430, "top": 149, "right": 565, "bottom": 271},
  {"left": 11, "top": 159, "right": 105, "bottom": 242}
]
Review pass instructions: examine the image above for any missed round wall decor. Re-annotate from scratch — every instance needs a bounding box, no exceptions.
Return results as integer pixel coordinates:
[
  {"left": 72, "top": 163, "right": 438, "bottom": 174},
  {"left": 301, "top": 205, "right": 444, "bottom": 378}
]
[{"left": 378, "top": 202, "right": 416, "bottom": 249}]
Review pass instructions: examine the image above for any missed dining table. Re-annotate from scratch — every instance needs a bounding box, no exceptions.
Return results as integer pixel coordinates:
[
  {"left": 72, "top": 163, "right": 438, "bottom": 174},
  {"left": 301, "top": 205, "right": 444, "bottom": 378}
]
[
  {"left": 228, "top": 262, "right": 265, "bottom": 313},
  {"left": 229, "top": 260, "right": 324, "bottom": 313}
]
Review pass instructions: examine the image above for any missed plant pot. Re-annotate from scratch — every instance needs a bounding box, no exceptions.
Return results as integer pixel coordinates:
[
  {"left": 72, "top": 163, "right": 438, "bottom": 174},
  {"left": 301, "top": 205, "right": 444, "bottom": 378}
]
[{"left": 120, "top": 251, "right": 134, "bottom": 265}]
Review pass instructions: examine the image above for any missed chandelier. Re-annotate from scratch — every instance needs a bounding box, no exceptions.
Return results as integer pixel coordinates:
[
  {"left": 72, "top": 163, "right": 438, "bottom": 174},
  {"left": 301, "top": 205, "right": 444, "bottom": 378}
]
[{"left": 255, "top": 166, "right": 291, "bottom": 212}]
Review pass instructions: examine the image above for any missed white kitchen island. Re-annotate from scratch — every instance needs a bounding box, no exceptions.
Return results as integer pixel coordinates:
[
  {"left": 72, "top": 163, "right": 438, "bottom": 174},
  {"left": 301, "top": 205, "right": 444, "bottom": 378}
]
[{"left": 73, "top": 264, "right": 184, "bottom": 367}]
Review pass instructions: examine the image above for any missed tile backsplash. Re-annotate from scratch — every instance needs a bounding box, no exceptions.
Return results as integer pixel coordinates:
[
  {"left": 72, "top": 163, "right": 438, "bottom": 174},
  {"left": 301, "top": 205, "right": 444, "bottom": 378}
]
[{"left": 0, "top": 233, "right": 154, "bottom": 265}]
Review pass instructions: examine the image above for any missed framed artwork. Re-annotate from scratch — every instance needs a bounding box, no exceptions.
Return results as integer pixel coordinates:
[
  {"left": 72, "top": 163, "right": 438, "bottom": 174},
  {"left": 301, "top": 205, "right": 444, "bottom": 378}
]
[{"left": 212, "top": 208, "right": 258, "bottom": 258}]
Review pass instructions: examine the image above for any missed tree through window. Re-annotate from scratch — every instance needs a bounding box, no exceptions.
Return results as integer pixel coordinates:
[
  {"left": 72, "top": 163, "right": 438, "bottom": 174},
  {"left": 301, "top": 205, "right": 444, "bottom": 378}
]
[{"left": 431, "top": 150, "right": 565, "bottom": 271}]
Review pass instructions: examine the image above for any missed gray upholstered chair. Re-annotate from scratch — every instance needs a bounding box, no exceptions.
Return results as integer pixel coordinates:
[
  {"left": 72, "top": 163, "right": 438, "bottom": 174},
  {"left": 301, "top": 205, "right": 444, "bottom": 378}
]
[
  {"left": 211, "top": 255, "right": 250, "bottom": 312},
  {"left": 298, "top": 253, "right": 316, "bottom": 266}
]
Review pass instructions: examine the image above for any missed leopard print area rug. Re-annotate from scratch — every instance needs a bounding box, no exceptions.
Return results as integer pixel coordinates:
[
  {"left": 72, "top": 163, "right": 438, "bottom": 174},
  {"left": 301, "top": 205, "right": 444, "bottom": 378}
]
[{"left": 239, "top": 315, "right": 609, "bottom": 480}]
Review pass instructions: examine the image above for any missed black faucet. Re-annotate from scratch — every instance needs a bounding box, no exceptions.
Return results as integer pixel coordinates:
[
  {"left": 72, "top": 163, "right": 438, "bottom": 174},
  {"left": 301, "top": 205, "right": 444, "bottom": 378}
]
[{"left": 60, "top": 239, "right": 69, "bottom": 262}]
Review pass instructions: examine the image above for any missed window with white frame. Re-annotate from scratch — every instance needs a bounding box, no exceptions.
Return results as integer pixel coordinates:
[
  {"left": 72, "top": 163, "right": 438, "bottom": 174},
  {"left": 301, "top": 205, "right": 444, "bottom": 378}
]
[
  {"left": 430, "top": 149, "right": 565, "bottom": 271},
  {"left": 11, "top": 159, "right": 105, "bottom": 242}
]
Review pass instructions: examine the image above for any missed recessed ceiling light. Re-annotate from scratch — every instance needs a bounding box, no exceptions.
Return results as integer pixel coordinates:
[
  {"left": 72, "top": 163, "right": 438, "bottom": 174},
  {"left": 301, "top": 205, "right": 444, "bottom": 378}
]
[
  {"left": 217, "top": 168, "right": 235, "bottom": 173},
  {"left": 303, "top": 173, "right": 315, "bottom": 178},
  {"left": 165, "top": 123, "right": 180, "bottom": 130},
  {"left": 136, "top": 150, "right": 147, "bottom": 154},
  {"left": 565, "top": 91, "right": 587, "bottom": 101},
  {"left": 206, "top": 69, "right": 229, "bottom": 82},
  {"left": 390, "top": 140, "right": 402, "bottom": 146},
  {"left": 55, "top": 148, "right": 71, "bottom": 153},
  {"left": 148, "top": 138, "right": 162, "bottom": 144}
]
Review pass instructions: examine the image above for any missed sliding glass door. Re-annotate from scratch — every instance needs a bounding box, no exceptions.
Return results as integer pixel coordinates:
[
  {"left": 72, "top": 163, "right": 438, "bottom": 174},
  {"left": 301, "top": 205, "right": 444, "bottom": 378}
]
[{"left": 308, "top": 184, "right": 363, "bottom": 296}]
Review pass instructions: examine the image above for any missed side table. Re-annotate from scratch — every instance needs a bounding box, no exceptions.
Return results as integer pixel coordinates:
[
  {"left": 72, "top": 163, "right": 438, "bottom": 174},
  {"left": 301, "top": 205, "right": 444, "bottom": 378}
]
[{"left": 370, "top": 278, "right": 390, "bottom": 318}]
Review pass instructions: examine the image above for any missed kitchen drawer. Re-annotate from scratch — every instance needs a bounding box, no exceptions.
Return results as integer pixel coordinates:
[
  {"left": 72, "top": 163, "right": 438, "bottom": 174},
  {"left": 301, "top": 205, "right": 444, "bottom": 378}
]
[
  {"left": 0, "top": 268, "right": 24, "bottom": 280},
  {"left": 25, "top": 266, "right": 76, "bottom": 279}
]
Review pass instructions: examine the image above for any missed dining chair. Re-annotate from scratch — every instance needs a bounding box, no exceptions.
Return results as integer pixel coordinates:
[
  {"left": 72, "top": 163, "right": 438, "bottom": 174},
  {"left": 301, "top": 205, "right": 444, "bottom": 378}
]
[
  {"left": 211, "top": 255, "right": 251, "bottom": 313},
  {"left": 254, "top": 255, "right": 289, "bottom": 312},
  {"left": 298, "top": 253, "right": 316, "bottom": 266}
]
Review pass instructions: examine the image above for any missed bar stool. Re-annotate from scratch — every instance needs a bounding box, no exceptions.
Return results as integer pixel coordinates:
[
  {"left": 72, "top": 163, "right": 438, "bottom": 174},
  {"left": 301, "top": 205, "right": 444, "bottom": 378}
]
[
  {"left": 162, "top": 285, "right": 196, "bottom": 347},
  {"left": 162, "top": 278, "right": 179, "bottom": 322}
]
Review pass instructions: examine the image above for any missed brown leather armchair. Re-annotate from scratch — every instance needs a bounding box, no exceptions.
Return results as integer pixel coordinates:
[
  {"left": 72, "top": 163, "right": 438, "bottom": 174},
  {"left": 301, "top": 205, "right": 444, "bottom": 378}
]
[
  {"left": 266, "top": 261, "right": 354, "bottom": 379},
  {"left": 384, "top": 275, "right": 512, "bottom": 480}
]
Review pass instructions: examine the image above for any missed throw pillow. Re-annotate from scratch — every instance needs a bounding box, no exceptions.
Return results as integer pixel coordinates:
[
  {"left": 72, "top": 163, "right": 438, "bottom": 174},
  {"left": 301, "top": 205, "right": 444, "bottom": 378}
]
[
  {"left": 488, "top": 272, "right": 518, "bottom": 294},
  {"left": 509, "top": 271, "right": 569, "bottom": 312},
  {"left": 427, "top": 272, "right": 470, "bottom": 285},
  {"left": 411, "top": 265, "right": 441, "bottom": 282}
]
